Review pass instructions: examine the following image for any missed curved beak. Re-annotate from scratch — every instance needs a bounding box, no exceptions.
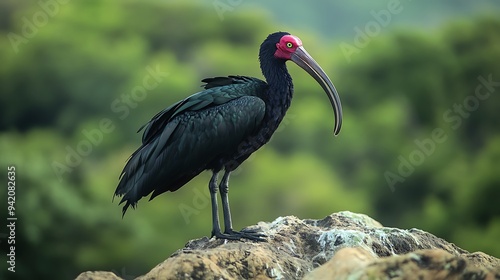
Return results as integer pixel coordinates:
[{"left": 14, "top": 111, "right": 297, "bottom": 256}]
[{"left": 291, "top": 46, "right": 343, "bottom": 136}]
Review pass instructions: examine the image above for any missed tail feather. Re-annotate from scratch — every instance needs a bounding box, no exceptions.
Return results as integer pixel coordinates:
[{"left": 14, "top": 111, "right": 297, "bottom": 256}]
[
  {"left": 113, "top": 141, "right": 199, "bottom": 216},
  {"left": 114, "top": 163, "right": 147, "bottom": 216}
]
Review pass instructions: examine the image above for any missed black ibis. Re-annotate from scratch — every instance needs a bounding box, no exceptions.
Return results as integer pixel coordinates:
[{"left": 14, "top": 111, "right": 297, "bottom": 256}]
[{"left": 114, "top": 31, "right": 342, "bottom": 241}]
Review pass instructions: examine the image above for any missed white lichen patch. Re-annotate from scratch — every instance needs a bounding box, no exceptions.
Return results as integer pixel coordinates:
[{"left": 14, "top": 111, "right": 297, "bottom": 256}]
[
  {"left": 269, "top": 262, "right": 285, "bottom": 280},
  {"left": 315, "top": 225, "right": 424, "bottom": 260},
  {"left": 284, "top": 238, "right": 297, "bottom": 255},
  {"left": 370, "top": 227, "right": 423, "bottom": 254},
  {"left": 337, "top": 211, "right": 383, "bottom": 228},
  {"left": 258, "top": 216, "right": 288, "bottom": 236},
  {"left": 317, "top": 229, "right": 375, "bottom": 259}
]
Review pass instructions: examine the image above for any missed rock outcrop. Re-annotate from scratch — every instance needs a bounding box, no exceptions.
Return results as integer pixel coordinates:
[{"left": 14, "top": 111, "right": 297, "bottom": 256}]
[{"left": 76, "top": 211, "right": 500, "bottom": 280}]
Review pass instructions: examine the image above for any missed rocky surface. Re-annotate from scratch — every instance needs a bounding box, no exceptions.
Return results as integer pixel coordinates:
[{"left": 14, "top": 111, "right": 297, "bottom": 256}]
[{"left": 76, "top": 211, "right": 500, "bottom": 280}]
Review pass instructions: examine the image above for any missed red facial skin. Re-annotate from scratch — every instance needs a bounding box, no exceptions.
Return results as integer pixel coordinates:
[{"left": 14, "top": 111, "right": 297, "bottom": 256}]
[{"left": 274, "top": 35, "right": 303, "bottom": 60}]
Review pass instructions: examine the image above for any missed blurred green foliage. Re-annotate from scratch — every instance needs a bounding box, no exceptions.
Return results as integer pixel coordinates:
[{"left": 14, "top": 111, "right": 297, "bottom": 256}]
[{"left": 0, "top": 1, "right": 499, "bottom": 279}]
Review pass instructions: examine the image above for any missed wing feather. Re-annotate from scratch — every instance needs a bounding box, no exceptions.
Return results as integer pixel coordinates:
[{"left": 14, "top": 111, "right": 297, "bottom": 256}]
[{"left": 114, "top": 77, "right": 268, "bottom": 215}]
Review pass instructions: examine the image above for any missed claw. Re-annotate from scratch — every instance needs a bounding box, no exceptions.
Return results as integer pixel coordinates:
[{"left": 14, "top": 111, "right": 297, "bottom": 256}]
[
  {"left": 226, "top": 229, "right": 267, "bottom": 242},
  {"left": 212, "top": 229, "right": 267, "bottom": 242}
]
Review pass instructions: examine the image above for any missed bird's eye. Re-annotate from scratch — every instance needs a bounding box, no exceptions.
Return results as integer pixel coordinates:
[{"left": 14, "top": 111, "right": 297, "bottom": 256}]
[{"left": 286, "top": 42, "right": 293, "bottom": 48}]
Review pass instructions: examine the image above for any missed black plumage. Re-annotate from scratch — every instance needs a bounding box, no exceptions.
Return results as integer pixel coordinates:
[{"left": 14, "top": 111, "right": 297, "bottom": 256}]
[{"left": 114, "top": 32, "right": 342, "bottom": 241}]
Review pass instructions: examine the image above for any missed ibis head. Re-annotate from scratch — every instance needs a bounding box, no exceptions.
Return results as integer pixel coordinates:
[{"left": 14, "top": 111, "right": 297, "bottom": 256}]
[{"left": 273, "top": 34, "right": 342, "bottom": 135}]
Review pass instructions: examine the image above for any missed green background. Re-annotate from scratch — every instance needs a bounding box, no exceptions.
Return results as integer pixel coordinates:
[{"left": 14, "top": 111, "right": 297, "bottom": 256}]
[{"left": 0, "top": 0, "right": 499, "bottom": 279}]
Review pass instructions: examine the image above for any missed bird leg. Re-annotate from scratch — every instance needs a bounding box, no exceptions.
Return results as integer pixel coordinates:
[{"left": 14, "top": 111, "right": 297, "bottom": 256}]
[
  {"left": 209, "top": 171, "right": 241, "bottom": 240},
  {"left": 219, "top": 171, "right": 234, "bottom": 232},
  {"left": 219, "top": 171, "right": 266, "bottom": 241},
  {"left": 209, "top": 170, "right": 266, "bottom": 241},
  {"left": 209, "top": 172, "right": 225, "bottom": 238},
  {"left": 208, "top": 172, "right": 222, "bottom": 238}
]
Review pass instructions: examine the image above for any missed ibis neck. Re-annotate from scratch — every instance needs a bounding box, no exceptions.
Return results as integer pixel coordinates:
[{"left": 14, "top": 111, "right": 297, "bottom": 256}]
[
  {"left": 261, "top": 59, "right": 294, "bottom": 111},
  {"left": 259, "top": 58, "right": 294, "bottom": 133}
]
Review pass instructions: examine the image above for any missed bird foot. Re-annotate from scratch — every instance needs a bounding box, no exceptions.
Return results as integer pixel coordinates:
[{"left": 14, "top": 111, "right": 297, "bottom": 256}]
[
  {"left": 228, "top": 228, "right": 267, "bottom": 242},
  {"left": 212, "top": 228, "right": 267, "bottom": 242}
]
